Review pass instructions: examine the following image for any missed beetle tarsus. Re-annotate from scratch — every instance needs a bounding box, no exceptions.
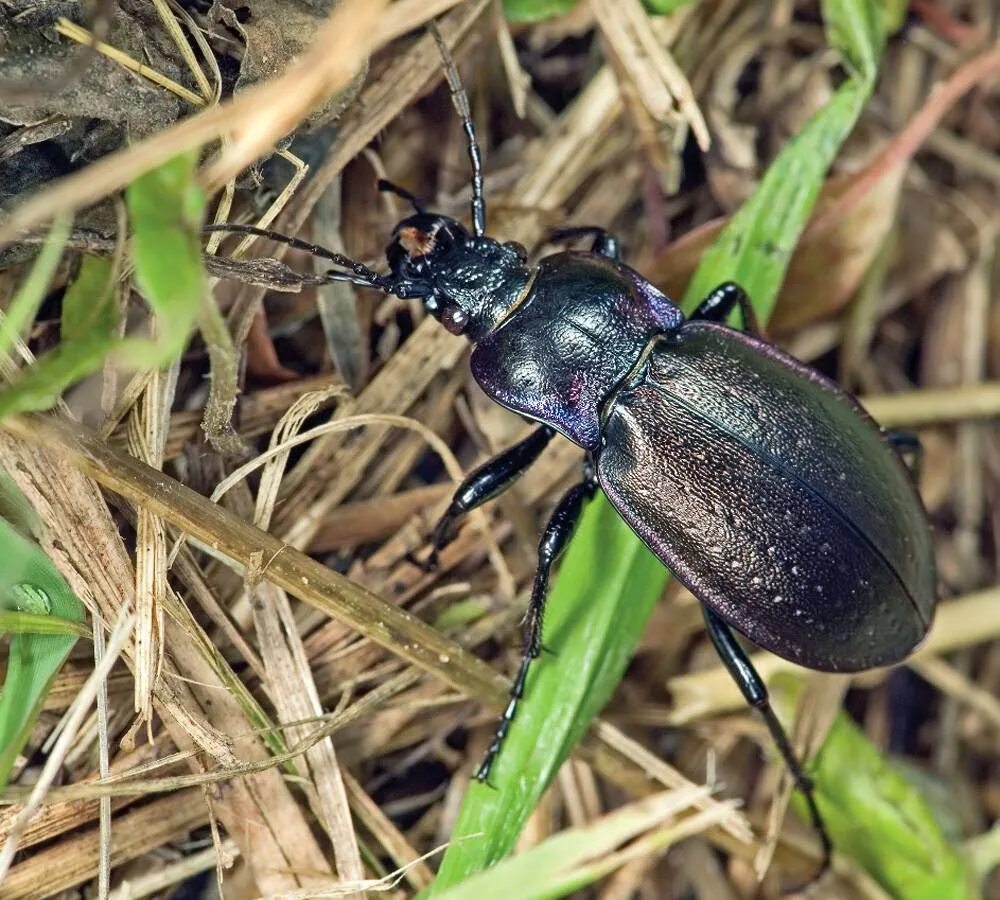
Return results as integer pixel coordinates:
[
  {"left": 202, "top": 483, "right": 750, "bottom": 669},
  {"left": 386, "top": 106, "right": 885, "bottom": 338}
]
[
  {"left": 702, "top": 606, "right": 833, "bottom": 888},
  {"left": 405, "top": 549, "right": 440, "bottom": 574}
]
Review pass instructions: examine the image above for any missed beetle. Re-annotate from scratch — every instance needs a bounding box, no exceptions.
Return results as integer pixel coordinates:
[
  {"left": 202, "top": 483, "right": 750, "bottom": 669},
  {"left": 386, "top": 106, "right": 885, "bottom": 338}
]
[{"left": 206, "top": 25, "right": 936, "bottom": 880}]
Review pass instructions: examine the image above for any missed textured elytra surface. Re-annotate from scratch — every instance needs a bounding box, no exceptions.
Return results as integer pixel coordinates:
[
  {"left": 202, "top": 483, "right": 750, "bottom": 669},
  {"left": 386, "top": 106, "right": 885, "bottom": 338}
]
[
  {"left": 598, "top": 322, "right": 935, "bottom": 671},
  {"left": 470, "top": 251, "right": 683, "bottom": 450}
]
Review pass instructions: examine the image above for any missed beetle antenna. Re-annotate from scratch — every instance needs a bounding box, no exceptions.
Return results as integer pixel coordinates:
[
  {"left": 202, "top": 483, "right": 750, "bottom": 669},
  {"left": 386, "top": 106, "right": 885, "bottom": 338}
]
[
  {"left": 377, "top": 178, "right": 426, "bottom": 213},
  {"left": 430, "top": 23, "right": 486, "bottom": 237},
  {"left": 202, "top": 223, "right": 395, "bottom": 291}
]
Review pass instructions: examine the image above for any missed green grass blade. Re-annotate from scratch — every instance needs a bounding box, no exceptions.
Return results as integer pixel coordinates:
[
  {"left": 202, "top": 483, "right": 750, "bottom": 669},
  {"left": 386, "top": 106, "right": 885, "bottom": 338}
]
[
  {"left": 432, "top": 0, "right": 887, "bottom": 891},
  {"left": 0, "top": 468, "right": 41, "bottom": 540},
  {"left": 0, "top": 516, "right": 86, "bottom": 787},
  {"left": 503, "top": 0, "right": 577, "bottom": 22},
  {"left": 504, "top": 0, "right": 693, "bottom": 19},
  {"left": 121, "top": 151, "right": 206, "bottom": 367},
  {"left": 434, "top": 789, "right": 721, "bottom": 900},
  {"left": 772, "top": 677, "right": 978, "bottom": 900},
  {"left": 432, "top": 498, "right": 668, "bottom": 890},
  {"left": 0, "top": 215, "right": 70, "bottom": 360},
  {"left": 0, "top": 255, "right": 118, "bottom": 420},
  {"left": 0, "top": 610, "right": 90, "bottom": 638}
]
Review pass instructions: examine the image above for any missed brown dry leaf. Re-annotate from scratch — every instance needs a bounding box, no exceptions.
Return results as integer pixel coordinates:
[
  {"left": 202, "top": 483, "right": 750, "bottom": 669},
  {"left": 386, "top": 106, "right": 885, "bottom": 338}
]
[
  {"left": 246, "top": 307, "right": 301, "bottom": 382},
  {"left": 645, "top": 43, "right": 1000, "bottom": 331}
]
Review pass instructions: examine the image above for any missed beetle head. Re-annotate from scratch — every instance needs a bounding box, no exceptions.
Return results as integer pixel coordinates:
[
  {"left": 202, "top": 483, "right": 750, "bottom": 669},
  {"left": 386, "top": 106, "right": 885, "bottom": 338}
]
[{"left": 386, "top": 212, "right": 530, "bottom": 341}]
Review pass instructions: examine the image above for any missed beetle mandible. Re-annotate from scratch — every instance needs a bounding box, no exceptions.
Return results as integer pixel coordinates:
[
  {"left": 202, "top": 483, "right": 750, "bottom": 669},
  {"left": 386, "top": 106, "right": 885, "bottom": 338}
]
[{"left": 206, "top": 25, "right": 936, "bottom": 880}]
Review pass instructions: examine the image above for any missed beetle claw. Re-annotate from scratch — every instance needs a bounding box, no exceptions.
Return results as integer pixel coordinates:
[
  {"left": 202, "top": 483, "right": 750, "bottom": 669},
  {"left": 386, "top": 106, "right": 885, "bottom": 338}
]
[{"left": 405, "top": 550, "right": 440, "bottom": 573}]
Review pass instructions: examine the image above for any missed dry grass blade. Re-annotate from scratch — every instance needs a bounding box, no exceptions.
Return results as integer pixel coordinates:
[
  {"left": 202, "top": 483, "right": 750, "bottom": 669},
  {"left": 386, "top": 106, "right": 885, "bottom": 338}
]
[
  {"left": 860, "top": 383, "right": 1000, "bottom": 427},
  {"left": 1, "top": 411, "right": 753, "bottom": 862},
  {"left": 245, "top": 394, "right": 364, "bottom": 897},
  {"left": 590, "top": 0, "right": 709, "bottom": 150},
  {"left": 125, "top": 364, "right": 176, "bottom": 731},
  {"left": 0, "top": 424, "right": 335, "bottom": 894},
  {"left": 3, "top": 408, "right": 510, "bottom": 697},
  {"left": 54, "top": 18, "right": 204, "bottom": 106}
]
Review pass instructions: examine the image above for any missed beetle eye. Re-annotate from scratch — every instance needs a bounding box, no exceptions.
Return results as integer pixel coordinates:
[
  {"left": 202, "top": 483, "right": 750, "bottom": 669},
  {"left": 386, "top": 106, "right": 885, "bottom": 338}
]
[
  {"left": 441, "top": 305, "right": 469, "bottom": 335},
  {"left": 504, "top": 241, "right": 528, "bottom": 262}
]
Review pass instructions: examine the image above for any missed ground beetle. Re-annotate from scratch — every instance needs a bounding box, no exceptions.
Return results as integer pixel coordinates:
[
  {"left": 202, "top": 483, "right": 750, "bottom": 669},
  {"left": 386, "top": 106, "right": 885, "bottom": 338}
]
[{"left": 206, "top": 25, "right": 937, "bottom": 881}]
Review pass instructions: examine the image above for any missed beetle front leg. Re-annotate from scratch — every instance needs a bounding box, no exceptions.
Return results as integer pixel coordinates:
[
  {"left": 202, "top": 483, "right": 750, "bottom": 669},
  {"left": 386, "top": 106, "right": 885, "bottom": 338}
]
[
  {"left": 475, "top": 466, "right": 598, "bottom": 782},
  {"left": 701, "top": 606, "right": 832, "bottom": 885},
  {"left": 691, "top": 282, "right": 762, "bottom": 336},
  {"left": 414, "top": 425, "right": 556, "bottom": 572}
]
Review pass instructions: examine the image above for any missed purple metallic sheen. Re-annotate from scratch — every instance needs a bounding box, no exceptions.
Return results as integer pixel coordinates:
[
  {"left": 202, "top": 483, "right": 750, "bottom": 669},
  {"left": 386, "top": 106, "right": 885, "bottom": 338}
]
[{"left": 470, "top": 252, "right": 683, "bottom": 450}]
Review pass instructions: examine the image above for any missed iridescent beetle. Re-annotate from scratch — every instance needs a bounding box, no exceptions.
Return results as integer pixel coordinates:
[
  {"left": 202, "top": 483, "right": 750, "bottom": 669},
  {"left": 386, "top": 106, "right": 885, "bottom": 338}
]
[{"left": 207, "top": 26, "right": 936, "bottom": 878}]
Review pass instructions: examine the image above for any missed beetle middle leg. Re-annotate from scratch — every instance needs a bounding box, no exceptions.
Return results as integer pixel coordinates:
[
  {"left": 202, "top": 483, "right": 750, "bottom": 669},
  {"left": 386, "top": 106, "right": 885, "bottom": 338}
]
[
  {"left": 691, "top": 282, "right": 762, "bottom": 336},
  {"left": 412, "top": 425, "right": 556, "bottom": 572},
  {"left": 476, "top": 464, "right": 599, "bottom": 782},
  {"left": 701, "top": 606, "right": 833, "bottom": 884},
  {"left": 548, "top": 226, "right": 621, "bottom": 261}
]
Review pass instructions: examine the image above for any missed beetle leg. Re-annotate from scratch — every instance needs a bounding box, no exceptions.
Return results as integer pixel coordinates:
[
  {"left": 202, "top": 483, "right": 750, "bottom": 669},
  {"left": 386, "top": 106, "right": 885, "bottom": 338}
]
[
  {"left": 410, "top": 425, "right": 556, "bottom": 572},
  {"left": 690, "top": 282, "right": 762, "bottom": 336},
  {"left": 475, "top": 468, "right": 598, "bottom": 783},
  {"left": 887, "top": 430, "right": 923, "bottom": 481},
  {"left": 377, "top": 178, "right": 426, "bottom": 213},
  {"left": 701, "top": 606, "right": 833, "bottom": 885},
  {"left": 547, "top": 226, "right": 621, "bottom": 261}
]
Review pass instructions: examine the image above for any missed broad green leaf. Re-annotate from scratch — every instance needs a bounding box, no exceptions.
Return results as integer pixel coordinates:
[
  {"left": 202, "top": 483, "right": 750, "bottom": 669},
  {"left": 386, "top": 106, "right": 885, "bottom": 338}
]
[
  {"left": 432, "top": 497, "right": 668, "bottom": 890},
  {"left": 682, "top": 0, "right": 885, "bottom": 319},
  {"left": 0, "top": 215, "right": 70, "bottom": 360},
  {"left": 772, "top": 677, "right": 978, "bottom": 900},
  {"left": 0, "top": 516, "right": 86, "bottom": 787},
  {"left": 0, "top": 255, "right": 118, "bottom": 419},
  {"left": 121, "top": 151, "right": 206, "bottom": 366},
  {"left": 433, "top": 0, "right": 887, "bottom": 891}
]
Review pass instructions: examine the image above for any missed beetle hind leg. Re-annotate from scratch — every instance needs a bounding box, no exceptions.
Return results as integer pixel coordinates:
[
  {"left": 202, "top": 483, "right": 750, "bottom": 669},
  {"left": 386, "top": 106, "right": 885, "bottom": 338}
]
[
  {"left": 701, "top": 606, "right": 833, "bottom": 886},
  {"left": 475, "top": 467, "right": 598, "bottom": 782}
]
